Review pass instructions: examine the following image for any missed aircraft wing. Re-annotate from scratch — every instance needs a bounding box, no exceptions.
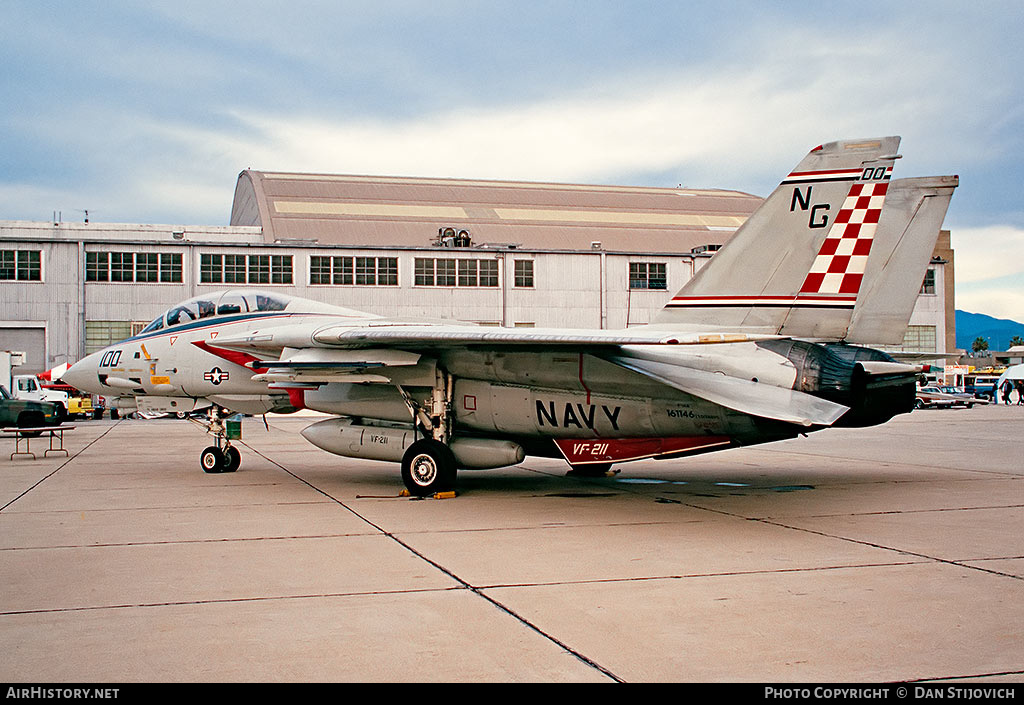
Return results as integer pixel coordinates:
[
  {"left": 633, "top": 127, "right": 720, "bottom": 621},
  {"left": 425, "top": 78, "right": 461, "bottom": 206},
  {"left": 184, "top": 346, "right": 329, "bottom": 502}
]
[
  {"left": 308, "top": 324, "right": 780, "bottom": 348},
  {"left": 204, "top": 322, "right": 850, "bottom": 427},
  {"left": 208, "top": 321, "right": 781, "bottom": 356}
]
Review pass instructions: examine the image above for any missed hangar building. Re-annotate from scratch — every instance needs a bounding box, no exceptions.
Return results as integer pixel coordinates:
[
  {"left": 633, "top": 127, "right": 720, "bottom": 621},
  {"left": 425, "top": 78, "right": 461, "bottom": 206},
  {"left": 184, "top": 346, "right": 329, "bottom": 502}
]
[{"left": 0, "top": 171, "right": 953, "bottom": 374}]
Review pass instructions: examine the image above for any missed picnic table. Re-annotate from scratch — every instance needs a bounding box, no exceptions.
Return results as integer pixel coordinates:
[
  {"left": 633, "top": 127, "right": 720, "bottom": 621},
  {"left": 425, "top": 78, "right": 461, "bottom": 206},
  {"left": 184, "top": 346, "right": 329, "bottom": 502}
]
[{"left": 2, "top": 424, "right": 76, "bottom": 460}]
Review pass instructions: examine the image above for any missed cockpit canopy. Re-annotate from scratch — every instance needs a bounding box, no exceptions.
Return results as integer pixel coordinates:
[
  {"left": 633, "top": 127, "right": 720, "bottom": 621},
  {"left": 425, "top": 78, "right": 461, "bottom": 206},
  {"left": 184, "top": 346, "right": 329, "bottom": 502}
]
[{"left": 137, "top": 290, "right": 293, "bottom": 334}]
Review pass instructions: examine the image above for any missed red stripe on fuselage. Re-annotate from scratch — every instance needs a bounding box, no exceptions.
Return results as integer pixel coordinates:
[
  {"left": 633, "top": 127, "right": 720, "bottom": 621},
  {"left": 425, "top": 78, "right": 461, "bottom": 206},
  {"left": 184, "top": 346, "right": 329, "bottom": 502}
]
[{"left": 192, "top": 340, "right": 268, "bottom": 374}]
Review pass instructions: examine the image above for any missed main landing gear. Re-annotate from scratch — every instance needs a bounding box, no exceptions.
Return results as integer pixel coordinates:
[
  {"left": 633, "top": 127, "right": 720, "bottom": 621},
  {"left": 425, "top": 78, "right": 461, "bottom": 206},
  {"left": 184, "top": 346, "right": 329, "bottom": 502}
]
[
  {"left": 401, "top": 439, "right": 457, "bottom": 497},
  {"left": 396, "top": 367, "right": 457, "bottom": 497},
  {"left": 195, "top": 407, "right": 241, "bottom": 474}
]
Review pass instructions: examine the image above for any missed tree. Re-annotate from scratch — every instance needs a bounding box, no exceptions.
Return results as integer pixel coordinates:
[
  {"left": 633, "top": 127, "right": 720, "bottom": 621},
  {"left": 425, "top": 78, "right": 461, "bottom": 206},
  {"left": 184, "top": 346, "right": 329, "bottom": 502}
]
[
  {"left": 1011, "top": 335, "right": 1024, "bottom": 348},
  {"left": 972, "top": 337, "right": 989, "bottom": 353}
]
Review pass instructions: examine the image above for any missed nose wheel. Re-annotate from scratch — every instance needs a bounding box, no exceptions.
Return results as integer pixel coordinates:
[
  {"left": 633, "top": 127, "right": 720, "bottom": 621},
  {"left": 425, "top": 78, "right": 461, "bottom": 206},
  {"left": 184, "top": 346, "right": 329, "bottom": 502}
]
[{"left": 200, "top": 444, "right": 241, "bottom": 473}]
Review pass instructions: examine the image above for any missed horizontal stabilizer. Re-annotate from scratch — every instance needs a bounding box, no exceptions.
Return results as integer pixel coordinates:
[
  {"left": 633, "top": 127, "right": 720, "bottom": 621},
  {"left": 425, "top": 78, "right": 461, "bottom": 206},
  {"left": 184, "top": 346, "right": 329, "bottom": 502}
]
[
  {"left": 606, "top": 355, "right": 849, "bottom": 427},
  {"left": 856, "top": 360, "right": 923, "bottom": 376}
]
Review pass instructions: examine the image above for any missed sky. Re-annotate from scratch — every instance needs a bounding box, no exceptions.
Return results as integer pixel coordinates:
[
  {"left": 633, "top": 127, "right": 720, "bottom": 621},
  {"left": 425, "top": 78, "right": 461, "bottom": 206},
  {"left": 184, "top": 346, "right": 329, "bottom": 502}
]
[{"left": 1, "top": 1, "right": 1022, "bottom": 320}]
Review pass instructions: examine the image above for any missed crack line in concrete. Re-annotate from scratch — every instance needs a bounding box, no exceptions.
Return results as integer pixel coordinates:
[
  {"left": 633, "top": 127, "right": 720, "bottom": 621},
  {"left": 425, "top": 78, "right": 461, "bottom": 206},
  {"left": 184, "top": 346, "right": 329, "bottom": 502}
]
[
  {"left": 242, "top": 441, "right": 625, "bottom": 683},
  {"left": 0, "top": 421, "right": 121, "bottom": 513}
]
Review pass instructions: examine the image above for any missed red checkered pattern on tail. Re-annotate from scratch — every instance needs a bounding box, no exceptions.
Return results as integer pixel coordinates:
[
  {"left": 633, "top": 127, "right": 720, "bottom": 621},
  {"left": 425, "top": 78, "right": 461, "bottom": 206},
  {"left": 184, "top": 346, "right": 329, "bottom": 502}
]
[{"left": 799, "top": 181, "right": 889, "bottom": 296}]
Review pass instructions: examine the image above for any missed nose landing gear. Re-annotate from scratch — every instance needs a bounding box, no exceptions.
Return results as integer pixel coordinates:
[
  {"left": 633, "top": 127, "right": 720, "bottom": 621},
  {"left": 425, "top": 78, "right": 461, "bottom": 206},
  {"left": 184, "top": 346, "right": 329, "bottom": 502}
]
[{"left": 196, "top": 407, "right": 241, "bottom": 473}]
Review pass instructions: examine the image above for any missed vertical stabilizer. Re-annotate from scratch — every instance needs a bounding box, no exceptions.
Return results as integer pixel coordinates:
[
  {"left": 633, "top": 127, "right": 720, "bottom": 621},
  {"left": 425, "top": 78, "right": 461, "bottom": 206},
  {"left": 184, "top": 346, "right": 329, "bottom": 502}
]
[
  {"left": 844, "top": 175, "right": 958, "bottom": 345},
  {"left": 656, "top": 137, "right": 901, "bottom": 338}
]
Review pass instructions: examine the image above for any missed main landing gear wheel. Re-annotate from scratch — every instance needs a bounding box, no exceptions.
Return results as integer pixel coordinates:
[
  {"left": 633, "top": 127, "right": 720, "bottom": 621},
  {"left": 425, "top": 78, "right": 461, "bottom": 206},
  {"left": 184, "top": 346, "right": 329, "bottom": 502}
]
[{"left": 401, "top": 439, "right": 457, "bottom": 497}]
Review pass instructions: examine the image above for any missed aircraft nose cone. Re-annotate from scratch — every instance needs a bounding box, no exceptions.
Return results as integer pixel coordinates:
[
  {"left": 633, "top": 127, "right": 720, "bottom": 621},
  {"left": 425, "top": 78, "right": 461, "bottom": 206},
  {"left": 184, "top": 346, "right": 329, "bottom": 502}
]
[{"left": 64, "top": 355, "right": 99, "bottom": 393}]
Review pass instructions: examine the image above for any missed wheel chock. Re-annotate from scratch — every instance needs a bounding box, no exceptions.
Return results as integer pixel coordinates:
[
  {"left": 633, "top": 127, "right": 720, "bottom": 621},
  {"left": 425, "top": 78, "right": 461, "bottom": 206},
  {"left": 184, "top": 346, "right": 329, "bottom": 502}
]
[{"left": 398, "top": 489, "right": 457, "bottom": 499}]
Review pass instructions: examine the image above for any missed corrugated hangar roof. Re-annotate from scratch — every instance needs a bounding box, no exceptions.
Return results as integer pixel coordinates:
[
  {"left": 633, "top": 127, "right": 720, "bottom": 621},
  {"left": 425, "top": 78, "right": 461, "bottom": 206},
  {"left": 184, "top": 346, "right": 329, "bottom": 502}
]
[{"left": 230, "top": 170, "right": 762, "bottom": 254}]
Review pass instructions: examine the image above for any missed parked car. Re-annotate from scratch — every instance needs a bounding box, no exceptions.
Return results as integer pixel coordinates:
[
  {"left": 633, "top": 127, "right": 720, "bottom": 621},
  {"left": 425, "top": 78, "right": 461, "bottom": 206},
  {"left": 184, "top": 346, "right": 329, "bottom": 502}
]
[
  {"left": 937, "top": 386, "right": 980, "bottom": 407},
  {"left": 916, "top": 385, "right": 977, "bottom": 409},
  {"left": 915, "top": 386, "right": 957, "bottom": 409},
  {"left": 0, "top": 384, "right": 63, "bottom": 434}
]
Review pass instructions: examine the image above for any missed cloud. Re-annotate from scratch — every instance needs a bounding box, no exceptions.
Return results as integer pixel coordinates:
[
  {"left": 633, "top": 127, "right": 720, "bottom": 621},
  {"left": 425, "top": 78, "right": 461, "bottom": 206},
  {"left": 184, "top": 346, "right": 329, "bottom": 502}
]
[
  {"left": 956, "top": 280, "right": 1024, "bottom": 322},
  {"left": 952, "top": 225, "right": 1024, "bottom": 284},
  {"left": 151, "top": 32, "right": 972, "bottom": 197},
  {"left": 951, "top": 225, "right": 1024, "bottom": 320},
  {"left": 3, "top": 5, "right": 1020, "bottom": 237}
]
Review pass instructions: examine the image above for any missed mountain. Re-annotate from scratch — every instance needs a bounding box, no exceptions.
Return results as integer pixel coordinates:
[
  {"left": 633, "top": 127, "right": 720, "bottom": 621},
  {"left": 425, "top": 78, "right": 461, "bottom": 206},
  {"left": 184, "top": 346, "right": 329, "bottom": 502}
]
[{"left": 956, "top": 310, "right": 1024, "bottom": 351}]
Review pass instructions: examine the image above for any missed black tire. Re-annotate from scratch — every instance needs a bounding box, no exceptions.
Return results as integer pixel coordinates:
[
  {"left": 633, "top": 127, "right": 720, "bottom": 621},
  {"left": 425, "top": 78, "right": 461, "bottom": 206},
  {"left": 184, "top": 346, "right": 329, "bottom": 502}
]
[
  {"left": 201, "top": 446, "right": 224, "bottom": 473},
  {"left": 17, "top": 411, "right": 45, "bottom": 437},
  {"left": 110, "top": 409, "right": 120, "bottom": 420},
  {"left": 221, "top": 446, "right": 241, "bottom": 473},
  {"left": 401, "top": 439, "right": 457, "bottom": 497}
]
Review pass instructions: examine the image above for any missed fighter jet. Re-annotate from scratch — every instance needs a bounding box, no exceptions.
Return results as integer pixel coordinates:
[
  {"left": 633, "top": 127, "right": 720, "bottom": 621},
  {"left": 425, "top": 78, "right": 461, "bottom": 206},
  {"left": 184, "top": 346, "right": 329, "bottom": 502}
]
[{"left": 64, "top": 138, "right": 958, "bottom": 496}]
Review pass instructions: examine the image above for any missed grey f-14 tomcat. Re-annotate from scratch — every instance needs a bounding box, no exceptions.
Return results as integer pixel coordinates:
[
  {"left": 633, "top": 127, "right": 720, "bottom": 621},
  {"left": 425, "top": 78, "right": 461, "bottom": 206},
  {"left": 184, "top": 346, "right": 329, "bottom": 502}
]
[{"left": 64, "top": 138, "right": 957, "bottom": 496}]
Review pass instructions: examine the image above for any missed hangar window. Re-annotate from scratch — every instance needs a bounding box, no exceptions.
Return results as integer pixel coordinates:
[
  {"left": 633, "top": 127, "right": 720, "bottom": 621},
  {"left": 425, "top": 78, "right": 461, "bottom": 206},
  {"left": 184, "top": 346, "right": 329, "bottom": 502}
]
[
  {"left": 414, "top": 258, "right": 435, "bottom": 286},
  {"left": 920, "top": 268, "right": 936, "bottom": 295},
  {"left": 355, "top": 257, "right": 376, "bottom": 285},
  {"left": 415, "top": 258, "right": 497, "bottom": 288},
  {"left": 377, "top": 257, "right": 398, "bottom": 286},
  {"left": 0, "top": 250, "right": 42, "bottom": 281},
  {"left": 224, "top": 254, "right": 247, "bottom": 283},
  {"left": 416, "top": 257, "right": 457, "bottom": 286},
  {"left": 436, "top": 259, "right": 456, "bottom": 286},
  {"left": 201, "top": 254, "right": 293, "bottom": 285},
  {"left": 85, "top": 320, "right": 134, "bottom": 355},
  {"left": 310, "top": 256, "right": 398, "bottom": 286},
  {"left": 514, "top": 260, "right": 534, "bottom": 288},
  {"left": 87, "top": 251, "right": 182, "bottom": 283},
  {"left": 136, "top": 253, "right": 160, "bottom": 282},
  {"left": 479, "top": 260, "right": 498, "bottom": 287},
  {"left": 86, "top": 252, "right": 110, "bottom": 281},
  {"left": 200, "top": 254, "right": 223, "bottom": 283},
  {"left": 900, "top": 325, "right": 937, "bottom": 353},
  {"left": 161, "top": 254, "right": 182, "bottom": 283},
  {"left": 110, "top": 253, "right": 134, "bottom": 282},
  {"left": 249, "top": 255, "right": 271, "bottom": 284},
  {"left": 458, "top": 259, "right": 478, "bottom": 287},
  {"left": 629, "top": 262, "right": 667, "bottom": 290}
]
